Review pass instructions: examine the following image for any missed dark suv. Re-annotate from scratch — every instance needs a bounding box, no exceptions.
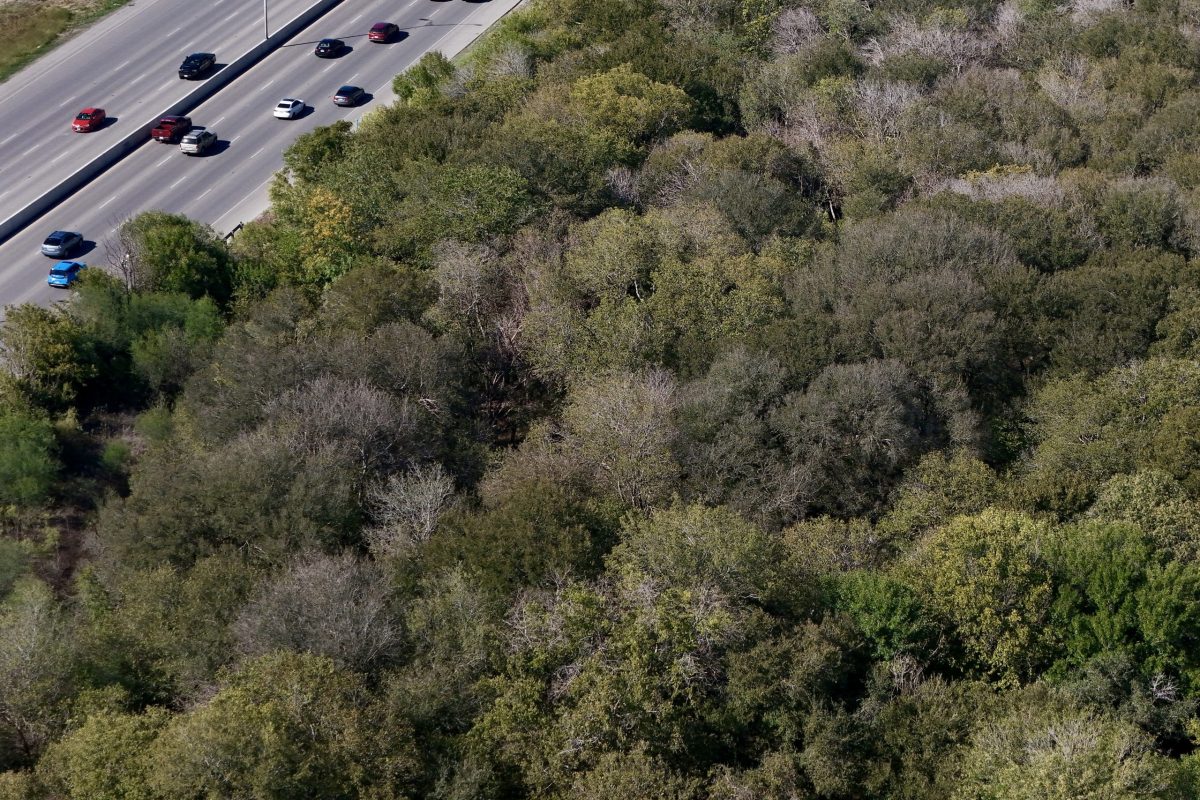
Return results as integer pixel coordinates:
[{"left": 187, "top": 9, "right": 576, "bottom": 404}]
[{"left": 179, "top": 52, "right": 215, "bottom": 79}]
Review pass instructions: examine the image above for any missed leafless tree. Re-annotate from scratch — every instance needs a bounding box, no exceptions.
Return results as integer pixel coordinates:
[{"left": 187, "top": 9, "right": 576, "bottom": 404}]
[
  {"left": 992, "top": 0, "right": 1024, "bottom": 50},
  {"left": 943, "top": 169, "right": 1065, "bottom": 204},
  {"left": 604, "top": 166, "right": 641, "bottom": 207},
  {"left": 483, "top": 43, "right": 533, "bottom": 80},
  {"left": 104, "top": 214, "right": 143, "bottom": 291},
  {"left": 433, "top": 240, "right": 501, "bottom": 337},
  {"left": 1069, "top": 0, "right": 1126, "bottom": 22},
  {"left": 0, "top": 582, "right": 73, "bottom": 761},
  {"left": 266, "top": 376, "right": 416, "bottom": 476},
  {"left": 770, "top": 8, "right": 823, "bottom": 55},
  {"left": 849, "top": 80, "right": 921, "bottom": 144},
  {"left": 232, "top": 551, "right": 402, "bottom": 672},
  {"left": 561, "top": 368, "right": 679, "bottom": 509},
  {"left": 365, "top": 463, "right": 456, "bottom": 556},
  {"left": 1036, "top": 55, "right": 1107, "bottom": 123},
  {"left": 864, "top": 16, "right": 994, "bottom": 75}
]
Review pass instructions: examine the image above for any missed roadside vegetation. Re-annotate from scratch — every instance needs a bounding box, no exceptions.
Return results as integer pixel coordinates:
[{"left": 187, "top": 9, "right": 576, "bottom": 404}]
[
  {"left": 0, "top": 0, "right": 129, "bottom": 83},
  {"left": 5, "top": 0, "right": 1200, "bottom": 796}
]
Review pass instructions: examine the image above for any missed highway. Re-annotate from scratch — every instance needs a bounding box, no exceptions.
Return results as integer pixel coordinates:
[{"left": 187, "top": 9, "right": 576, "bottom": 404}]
[
  {"left": 0, "top": 0, "right": 320, "bottom": 222},
  {"left": 0, "top": 0, "right": 522, "bottom": 307}
]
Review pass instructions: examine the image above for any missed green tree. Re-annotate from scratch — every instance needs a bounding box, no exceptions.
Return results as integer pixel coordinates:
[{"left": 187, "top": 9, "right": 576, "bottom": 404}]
[
  {"left": 281, "top": 120, "right": 353, "bottom": 184},
  {"left": 0, "top": 304, "right": 96, "bottom": 410},
  {"left": 121, "top": 212, "right": 236, "bottom": 305},
  {"left": 147, "top": 652, "right": 419, "bottom": 799},
  {"left": 423, "top": 481, "right": 620, "bottom": 598},
  {"left": 902, "top": 509, "right": 1056, "bottom": 685},
  {"left": 1019, "top": 358, "right": 1200, "bottom": 511},
  {"left": 954, "top": 686, "right": 1184, "bottom": 800},
  {"left": 566, "top": 64, "right": 692, "bottom": 145},
  {"left": 0, "top": 405, "right": 57, "bottom": 507},
  {"left": 393, "top": 164, "right": 534, "bottom": 255},
  {"left": 36, "top": 708, "right": 169, "bottom": 800},
  {"left": 76, "top": 555, "right": 257, "bottom": 704}
]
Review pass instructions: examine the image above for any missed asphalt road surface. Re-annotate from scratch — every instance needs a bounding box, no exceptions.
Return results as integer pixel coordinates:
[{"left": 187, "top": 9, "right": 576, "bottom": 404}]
[
  {"left": 0, "top": 0, "right": 321, "bottom": 222},
  {"left": 0, "top": 0, "right": 522, "bottom": 308}
]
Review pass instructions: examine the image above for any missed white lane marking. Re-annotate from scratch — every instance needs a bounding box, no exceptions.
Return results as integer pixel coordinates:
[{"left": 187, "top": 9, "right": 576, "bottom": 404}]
[
  {"left": 115, "top": 59, "right": 132, "bottom": 71},
  {"left": 58, "top": 98, "right": 73, "bottom": 108},
  {"left": 376, "top": 81, "right": 391, "bottom": 94},
  {"left": 261, "top": 78, "right": 276, "bottom": 90},
  {"left": 322, "top": 62, "right": 336, "bottom": 73},
  {"left": 351, "top": 12, "right": 364, "bottom": 22},
  {"left": 217, "top": 174, "right": 273, "bottom": 229},
  {"left": 196, "top": 186, "right": 215, "bottom": 202},
  {"left": 348, "top": 73, "right": 359, "bottom": 81},
  {"left": 21, "top": 144, "right": 42, "bottom": 158},
  {"left": 229, "top": 135, "right": 239, "bottom": 142},
  {"left": 168, "top": 25, "right": 183, "bottom": 36},
  {"left": 0, "top": 134, "right": 17, "bottom": 148},
  {"left": 211, "top": 115, "right": 226, "bottom": 126},
  {"left": 156, "top": 154, "right": 172, "bottom": 167},
  {"left": 49, "top": 151, "right": 71, "bottom": 164},
  {"left": 250, "top": 147, "right": 265, "bottom": 159},
  {"left": 169, "top": 175, "right": 188, "bottom": 189},
  {"left": 98, "top": 195, "right": 117, "bottom": 208}
]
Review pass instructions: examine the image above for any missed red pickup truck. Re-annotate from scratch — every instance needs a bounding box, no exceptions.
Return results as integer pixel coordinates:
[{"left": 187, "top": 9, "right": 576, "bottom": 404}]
[{"left": 151, "top": 115, "right": 191, "bottom": 143}]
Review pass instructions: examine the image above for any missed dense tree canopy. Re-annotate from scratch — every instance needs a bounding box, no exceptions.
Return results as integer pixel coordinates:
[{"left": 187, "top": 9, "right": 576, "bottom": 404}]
[{"left": 5, "top": 0, "right": 1200, "bottom": 795}]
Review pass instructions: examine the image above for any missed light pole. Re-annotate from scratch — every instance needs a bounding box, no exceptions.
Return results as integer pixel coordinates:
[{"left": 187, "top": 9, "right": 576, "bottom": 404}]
[{"left": 263, "top": 0, "right": 269, "bottom": 38}]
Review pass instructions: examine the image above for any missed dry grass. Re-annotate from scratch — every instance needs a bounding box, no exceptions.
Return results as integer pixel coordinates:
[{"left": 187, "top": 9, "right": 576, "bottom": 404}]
[{"left": 0, "top": 0, "right": 128, "bottom": 83}]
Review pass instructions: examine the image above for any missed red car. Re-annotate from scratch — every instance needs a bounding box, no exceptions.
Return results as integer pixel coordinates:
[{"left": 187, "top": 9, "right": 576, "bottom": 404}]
[
  {"left": 368, "top": 21, "right": 398, "bottom": 42},
  {"left": 72, "top": 107, "right": 106, "bottom": 132}
]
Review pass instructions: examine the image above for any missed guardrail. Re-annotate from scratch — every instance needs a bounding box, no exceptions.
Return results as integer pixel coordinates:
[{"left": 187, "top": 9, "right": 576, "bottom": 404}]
[{"left": 0, "top": 0, "right": 345, "bottom": 246}]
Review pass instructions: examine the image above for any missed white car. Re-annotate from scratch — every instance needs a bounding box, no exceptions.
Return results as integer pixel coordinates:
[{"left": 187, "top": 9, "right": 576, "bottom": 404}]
[{"left": 273, "top": 98, "right": 304, "bottom": 119}]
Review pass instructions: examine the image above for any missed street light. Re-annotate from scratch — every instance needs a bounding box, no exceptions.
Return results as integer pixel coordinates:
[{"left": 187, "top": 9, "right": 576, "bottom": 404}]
[{"left": 263, "top": 0, "right": 269, "bottom": 38}]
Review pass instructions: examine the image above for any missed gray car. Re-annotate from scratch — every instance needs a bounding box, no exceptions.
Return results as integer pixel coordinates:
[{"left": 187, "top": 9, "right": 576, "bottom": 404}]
[{"left": 41, "top": 230, "right": 83, "bottom": 257}]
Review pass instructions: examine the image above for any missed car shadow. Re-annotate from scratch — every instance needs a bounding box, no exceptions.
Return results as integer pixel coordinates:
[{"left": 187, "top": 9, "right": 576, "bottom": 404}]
[
  {"left": 211, "top": 63, "right": 228, "bottom": 74},
  {"left": 203, "top": 140, "right": 232, "bottom": 157},
  {"left": 76, "top": 240, "right": 98, "bottom": 257},
  {"left": 356, "top": 92, "right": 374, "bottom": 107},
  {"left": 392, "top": 30, "right": 411, "bottom": 42},
  {"left": 292, "top": 104, "right": 315, "bottom": 120},
  {"left": 100, "top": 116, "right": 118, "bottom": 130}
]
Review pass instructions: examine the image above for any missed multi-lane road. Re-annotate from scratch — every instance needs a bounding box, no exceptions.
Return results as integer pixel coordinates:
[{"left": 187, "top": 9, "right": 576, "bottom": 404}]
[
  {"left": 0, "top": 0, "right": 522, "bottom": 307},
  {"left": 0, "top": 0, "right": 319, "bottom": 222}
]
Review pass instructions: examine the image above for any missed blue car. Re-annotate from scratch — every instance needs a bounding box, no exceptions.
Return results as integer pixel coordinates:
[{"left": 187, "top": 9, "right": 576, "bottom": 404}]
[{"left": 47, "top": 261, "right": 86, "bottom": 288}]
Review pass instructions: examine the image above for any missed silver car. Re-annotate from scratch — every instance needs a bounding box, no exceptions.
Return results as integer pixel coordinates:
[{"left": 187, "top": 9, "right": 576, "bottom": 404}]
[
  {"left": 41, "top": 230, "right": 83, "bottom": 257},
  {"left": 180, "top": 127, "right": 218, "bottom": 155}
]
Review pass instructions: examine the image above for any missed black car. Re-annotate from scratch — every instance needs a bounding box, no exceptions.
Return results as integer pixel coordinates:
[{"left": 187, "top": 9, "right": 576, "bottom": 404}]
[
  {"left": 179, "top": 52, "right": 215, "bottom": 79},
  {"left": 314, "top": 38, "right": 344, "bottom": 58},
  {"left": 41, "top": 230, "right": 83, "bottom": 258},
  {"left": 332, "top": 85, "right": 364, "bottom": 106}
]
